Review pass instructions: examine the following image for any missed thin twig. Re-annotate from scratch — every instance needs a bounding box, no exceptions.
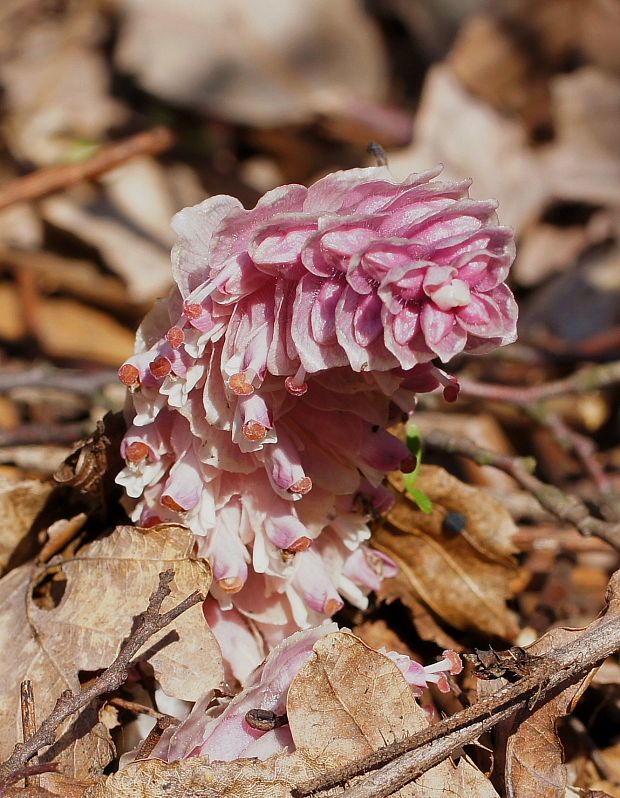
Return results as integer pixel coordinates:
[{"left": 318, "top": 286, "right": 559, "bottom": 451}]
[
  {"left": 0, "top": 365, "right": 118, "bottom": 396},
  {"left": 535, "top": 408, "right": 611, "bottom": 492},
  {"left": 461, "top": 367, "right": 620, "bottom": 519},
  {"left": 19, "top": 681, "right": 37, "bottom": 787},
  {"left": 0, "top": 127, "right": 175, "bottom": 211},
  {"left": 423, "top": 429, "right": 620, "bottom": 550},
  {"left": 457, "top": 360, "right": 620, "bottom": 406},
  {"left": 295, "top": 571, "right": 620, "bottom": 798},
  {"left": 134, "top": 716, "right": 180, "bottom": 760},
  {"left": 0, "top": 570, "right": 204, "bottom": 790},
  {"left": 0, "top": 763, "right": 59, "bottom": 792},
  {"left": 107, "top": 696, "right": 174, "bottom": 722},
  {"left": 0, "top": 422, "right": 87, "bottom": 447}
]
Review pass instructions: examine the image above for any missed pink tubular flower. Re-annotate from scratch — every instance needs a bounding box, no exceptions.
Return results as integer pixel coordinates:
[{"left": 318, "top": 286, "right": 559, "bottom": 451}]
[
  {"left": 148, "top": 627, "right": 462, "bottom": 764},
  {"left": 116, "top": 166, "right": 517, "bottom": 672}
]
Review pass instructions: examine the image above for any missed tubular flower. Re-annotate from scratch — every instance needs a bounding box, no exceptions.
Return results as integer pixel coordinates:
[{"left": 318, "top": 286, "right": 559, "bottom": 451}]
[
  {"left": 148, "top": 627, "right": 463, "bottom": 763},
  {"left": 116, "top": 166, "right": 517, "bottom": 666}
]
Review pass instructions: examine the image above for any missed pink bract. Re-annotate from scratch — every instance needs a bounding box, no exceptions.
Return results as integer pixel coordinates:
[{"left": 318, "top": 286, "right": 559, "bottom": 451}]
[{"left": 116, "top": 166, "right": 517, "bottom": 673}]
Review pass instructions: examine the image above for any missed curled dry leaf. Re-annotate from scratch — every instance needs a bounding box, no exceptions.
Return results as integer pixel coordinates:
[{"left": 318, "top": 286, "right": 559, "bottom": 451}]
[
  {"left": 0, "top": 525, "right": 223, "bottom": 782},
  {"left": 0, "top": 2, "right": 126, "bottom": 165},
  {"left": 85, "top": 632, "right": 497, "bottom": 798},
  {"left": 0, "top": 475, "right": 53, "bottom": 575},
  {"left": 376, "top": 465, "right": 520, "bottom": 640}
]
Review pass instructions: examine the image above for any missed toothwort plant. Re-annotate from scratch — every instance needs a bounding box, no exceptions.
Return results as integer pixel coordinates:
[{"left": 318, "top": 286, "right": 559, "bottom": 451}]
[{"left": 116, "top": 165, "right": 516, "bottom": 682}]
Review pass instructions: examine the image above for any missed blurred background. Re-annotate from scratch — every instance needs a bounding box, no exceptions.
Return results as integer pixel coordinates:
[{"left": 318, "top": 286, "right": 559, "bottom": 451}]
[{"left": 0, "top": 0, "right": 619, "bottom": 479}]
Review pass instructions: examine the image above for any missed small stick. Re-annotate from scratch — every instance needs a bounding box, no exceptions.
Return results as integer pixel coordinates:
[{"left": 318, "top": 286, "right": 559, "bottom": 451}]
[
  {"left": 0, "top": 570, "right": 204, "bottom": 789},
  {"left": 537, "top": 408, "right": 611, "bottom": 492},
  {"left": 367, "top": 142, "right": 388, "bottom": 166},
  {"left": 424, "top": 429, "right": 620, "bottom": 551},
  {"left": 108, "top": 696, "right": 172, "bottom": 721},
  {"left": 37, "top": 514, "right": 88, "bottom": 564},
  {"left": 0, "top": 127, "right": 175, "bottom": 212},
  {"left": 134, "top": 716, "right": 180, "bottom": 760},
  {"left": 19, "top": 681, "right": 37, "bottom": 787},
  {"left": 0, "top": 422, "right": 87, "bottom": 448},
  {"left": 0, "top": 365, "right": 119, "bottom": 396},
  {"left": 457, "top": 360, "right": 620, "bottom": 406}
]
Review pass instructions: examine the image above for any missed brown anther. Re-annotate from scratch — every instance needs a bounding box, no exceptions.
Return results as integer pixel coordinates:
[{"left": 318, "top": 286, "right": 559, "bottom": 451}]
[
  {"left": 285, "top": 536, "right": 312, "bottom": 553},
  {"left": 324, "top": 598, "right": 344, "bottom": 616},
  {"left": 166, "top": 326, "right": 185, "bottom": 348},
  {"left": 229, "top": 372, "right": 254, "bottom": 396},
  {"left": 126, "top": 441, "right": 150, "bottom": 463},
  {"left": 218, "top": 576, "right": 244, "bottom": 593},
  {"left": 242, "top": 420, "right": 267, "bottom": 442},
  {"left": 442, "top": 649, "right": 463, "bottom": 675},
  {"left": 289, "top": 476, "right": 312, "bottom": 495},
  {"left": 184, "top": 302, "right": 203, "bottom": 320},
  {"left": 285, "top": 376, "right": 308, "bottom": 396},
  {"left": 161, "top": 495, "right": 185, "bottom": 512},
  {"left": 118, "top": 363, "right": 140, "bottom": 387},
  {"left": 400, "top": 456, "right": 417, "bottom": 474},
  {"left": 149, "top": 356, "right": 172, "bottom": 380}
]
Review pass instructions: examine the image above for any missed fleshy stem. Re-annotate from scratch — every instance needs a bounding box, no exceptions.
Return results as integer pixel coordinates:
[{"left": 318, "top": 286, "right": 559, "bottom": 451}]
[{"left": 0, "top": 570, "right": 204, "bottom": 791}]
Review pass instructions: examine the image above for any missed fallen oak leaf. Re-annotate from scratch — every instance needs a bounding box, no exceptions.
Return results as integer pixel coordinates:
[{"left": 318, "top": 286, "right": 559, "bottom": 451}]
[
  {"left": 0, "top": 525, "right": 223, "bottom": 784},
  {"left": 26, "top": 525, "right": 223, "bottom": 703},
  {"left": 0, "top": 565, "right": 113, "bottom": 785},
  {"left": 376, "top": 465, "right": 520, "bottom": 640},
  {"left": 0, "top": 475, "right": 53, "bottom": 576}
]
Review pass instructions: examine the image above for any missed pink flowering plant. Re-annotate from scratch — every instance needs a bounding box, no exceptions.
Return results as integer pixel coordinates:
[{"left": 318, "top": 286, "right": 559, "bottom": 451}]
[{"left": 116, "top": 164, "right": 517, "bottom": 683}]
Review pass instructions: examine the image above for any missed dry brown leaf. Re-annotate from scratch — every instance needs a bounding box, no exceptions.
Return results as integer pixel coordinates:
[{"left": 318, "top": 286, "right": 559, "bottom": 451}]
[
  {"left": 287, "top": 631, "right": 428, "bottom": 770},
  {"left": 115, "top": 0, "right": 387, "bottom": 127},
  {"left": 0, "top": 565, "right": 113, "bottom": 783},
  {"left": 376, "top": 465, "right": 520, "bottom": 639},
  {"left": 0, "top": 525, "right": 223, "bottom": 782},
  {"left": 0, "top": 475, "right": 53, "bottom": 575},
  {"left": 4, "top": 773, "right": 92, "bottom": 798},
  {"left": 449, "top": 13, "right": 552, "bottom": 136},
  {"left": 543, "top": 67, "right": 620, "bottom": 208},
  {"left": 413, "top": 413, "right": 517, "bottom": 490},
  {"left": 500, "top": 627, "right": 597, "bottom": 798},
  {"left": 84, "top": 631, "right": 497, "bottom": 798},
  {"left": 0, "top": 2, "right": 125, "bottom": 165},
  {"left": 388, "top": 65, "right": 549, "bottom": 234},
  {"left": 0, "top": 283, "right": 135, "bottom": 366},
  {"left": 41, "top": 195, "right": 172, "bottom": 304}
]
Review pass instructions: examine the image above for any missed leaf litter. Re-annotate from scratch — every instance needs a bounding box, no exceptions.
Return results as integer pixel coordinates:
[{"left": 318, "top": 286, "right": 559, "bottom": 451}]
[{"left": 2, "top": 1, "right": 620, "bottom": 797}]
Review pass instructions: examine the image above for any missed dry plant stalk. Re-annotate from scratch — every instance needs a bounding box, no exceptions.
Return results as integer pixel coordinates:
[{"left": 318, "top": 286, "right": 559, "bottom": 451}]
[{"left": 0, "top": 127, "right": 175, "bottom": 211}]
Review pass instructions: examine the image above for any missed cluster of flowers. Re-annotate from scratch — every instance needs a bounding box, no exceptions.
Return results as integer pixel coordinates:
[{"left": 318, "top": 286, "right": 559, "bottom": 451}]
[{"left": 116, "top": 165, "right": 516, "bottom": 681}]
